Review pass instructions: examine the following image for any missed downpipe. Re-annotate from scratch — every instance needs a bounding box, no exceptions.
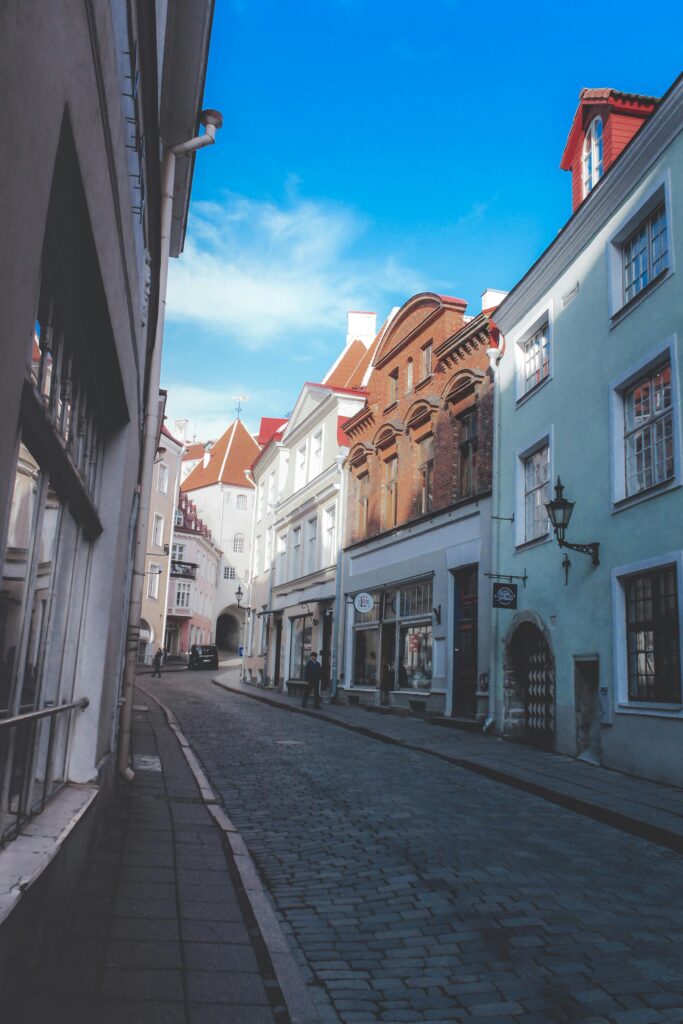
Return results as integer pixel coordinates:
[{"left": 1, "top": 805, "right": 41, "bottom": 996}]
[{"left": 117, "top": 111, "right": 222, "bottom": 780}]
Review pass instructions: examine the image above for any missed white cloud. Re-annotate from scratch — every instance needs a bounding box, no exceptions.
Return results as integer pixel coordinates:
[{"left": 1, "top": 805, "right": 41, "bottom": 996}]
[
  {"left": 162, "top": 383, "right": 289, "bottom": 443},
  {"left": 166, "top": 191, "right": 425, "bottom": 350}
]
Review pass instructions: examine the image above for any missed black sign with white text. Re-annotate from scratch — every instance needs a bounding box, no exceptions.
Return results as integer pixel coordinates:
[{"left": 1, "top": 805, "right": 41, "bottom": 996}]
[{"left": 492, "top": 582, "right": 518, "bottom": 609}]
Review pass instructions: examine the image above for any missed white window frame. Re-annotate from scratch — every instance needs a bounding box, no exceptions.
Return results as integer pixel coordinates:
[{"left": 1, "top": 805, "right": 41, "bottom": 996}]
[
  {"left": 171, "top": 542, "right": 186, "bottom": 561},
  {"left": 323, "top": 504, "right": 336, "bottom": 566},
  {"left": 237, "top": 493, "right": 248, "bottom": 510},
  {"left": 514, "top": 428, "right": 553, "bottom": 549},
  {"left": 233, "top": 533, "right": 245, "bottom": 553},
  {"left": 176, "top": 580, "right": 191, "bottom": 609},
  {"left": 257, "top": 483, "right": 265, "bottom": 521},
  {"left": 224, "top": 565, "right": 236, "bottom": 580},
  {"left": 290, "top": 525, "right": 302, "bottom": 578},
  {"left": 513, "top": 306, "right": 553, "bottom": 404},
  {"left": 295, "top": 443, "right": 307, "bottom": 490},
  {"left": 610, "top": 336, "right": 681, "bottom": 510},
  {"left": 147, "top": 563, "right": 161, "bottom": 599},
  {"left": 152, "top": 513, "right": 164, "bottom": 547},
  {"left": 582, "top": 116, "right": 603, "bottom": 198},
  {"left": 253, "top": 535, "right": 261, "bottom": 577},
  {"left": 607, "top": 172, "right": 674, "bottom": 322},
  {"left": 174, "top": 508, "right": 183, "bottom": 527},
  {"left": 306, "top": 516, "right": 317, "bottom": 574},
  {"left": 311, "top": 429, "right": 323, "bottom": 478},
  {"left": 157, "top": 462, "right": 169, "bottom": 494},
  {"left": 611, "top": 550, "right": 683, "bottom": 716}
]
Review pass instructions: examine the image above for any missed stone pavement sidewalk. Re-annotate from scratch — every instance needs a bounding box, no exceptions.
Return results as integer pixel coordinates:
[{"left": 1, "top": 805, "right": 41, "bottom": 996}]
[
  {"left": 214, "top": 673, "right": 683, "bottom": 855},
  {"left": 18, "top": 687, "right": 314, "bottom": 1024}
]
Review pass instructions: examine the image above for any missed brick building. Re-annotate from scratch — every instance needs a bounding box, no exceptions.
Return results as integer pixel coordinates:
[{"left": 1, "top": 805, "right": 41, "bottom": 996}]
[{"left": 339, "top": 290, "right": 503, "bottom": 717}]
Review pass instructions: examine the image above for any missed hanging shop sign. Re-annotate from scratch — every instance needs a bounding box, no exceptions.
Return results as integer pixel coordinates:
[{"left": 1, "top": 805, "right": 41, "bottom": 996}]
[
  {"left": 492, "top": 582, "right": 518, "bottom": 609},
  {"left": 353, "top": 591, "right": 374, "bottom": 614}
]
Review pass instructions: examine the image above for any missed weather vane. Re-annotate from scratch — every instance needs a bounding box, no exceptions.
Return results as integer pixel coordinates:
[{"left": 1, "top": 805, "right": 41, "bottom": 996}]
[{"left": 232, "top": 394, "right": 249, "bottom": 420}]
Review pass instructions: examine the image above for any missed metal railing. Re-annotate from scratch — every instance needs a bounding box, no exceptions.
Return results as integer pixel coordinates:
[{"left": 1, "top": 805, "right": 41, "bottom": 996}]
[{"left": 0, "top": 698, "right": 89, "bottom": 843}]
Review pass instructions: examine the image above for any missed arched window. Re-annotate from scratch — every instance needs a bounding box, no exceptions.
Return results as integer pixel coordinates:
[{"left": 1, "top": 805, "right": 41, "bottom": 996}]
[
  {"left": 237, "top": 494, "right": 247, "bottom": 510},
  {"left": 582, "top": 117, "right": 603, "bottom": 197},
  {"left": 233, "top": 534, "right": 244, "bottom": 553}
]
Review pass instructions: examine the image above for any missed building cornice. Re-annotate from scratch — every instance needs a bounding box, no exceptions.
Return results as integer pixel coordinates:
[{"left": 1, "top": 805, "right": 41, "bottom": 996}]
[{"left": 495, "top": 75, "right": 683, "bottom": 331}]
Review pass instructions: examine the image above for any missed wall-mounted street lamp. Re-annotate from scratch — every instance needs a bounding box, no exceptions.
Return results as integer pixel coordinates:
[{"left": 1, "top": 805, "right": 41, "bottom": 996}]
[{"left": 545, "top": 477, "right": 600, "bottom": 568}]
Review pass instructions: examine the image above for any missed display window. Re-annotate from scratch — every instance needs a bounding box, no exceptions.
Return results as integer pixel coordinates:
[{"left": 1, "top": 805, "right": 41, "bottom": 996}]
[{"left": 351, "top": 578, "right": 433, "bottom": 692}]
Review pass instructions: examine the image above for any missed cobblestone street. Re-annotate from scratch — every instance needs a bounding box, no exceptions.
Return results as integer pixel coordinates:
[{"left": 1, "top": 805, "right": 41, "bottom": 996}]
[{"left": 156, "top": 672, "right": 683, "bottom": 1024}]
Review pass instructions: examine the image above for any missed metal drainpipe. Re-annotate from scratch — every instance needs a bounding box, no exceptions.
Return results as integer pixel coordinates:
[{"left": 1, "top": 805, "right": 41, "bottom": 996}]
[
  {"left": 330, "top": 454, "right": 346, "bottom": 700},
  {"left": 485, "top": 330, "right": 505, "bottom": 733},
  {"left": 117, "top": 111, "right": 222, "bottom": 781}
]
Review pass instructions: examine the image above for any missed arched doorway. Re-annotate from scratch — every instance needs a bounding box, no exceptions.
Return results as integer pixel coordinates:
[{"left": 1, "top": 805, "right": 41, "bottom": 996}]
[
  {"left": 138, "top": 619, "right": 153, "bottom": 664},
  {"left": 504, "top": 615, "right": 555, "bottom": 750},
  {"left": 216, "top": 607, "right": 243, "bottom": 655}
]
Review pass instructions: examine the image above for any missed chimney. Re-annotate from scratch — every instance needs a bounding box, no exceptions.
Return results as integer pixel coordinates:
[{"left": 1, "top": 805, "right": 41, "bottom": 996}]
[
  {"left": 174, "top": 418, "right": 189, "bottom": 443},
  {"left": 481, "top": 288, "right": 508, "bottom": 311},
  {"left": 347, "top": 311, "right": 377, "bottom": 349}
]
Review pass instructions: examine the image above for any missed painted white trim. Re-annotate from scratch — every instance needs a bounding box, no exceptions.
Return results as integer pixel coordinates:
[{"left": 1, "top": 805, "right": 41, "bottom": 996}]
[
  {"left": 511, "top": 303, "right": 554, "bottom": 404},
  {"left": 606, "top": 169, "right": 674, "bottom": 321},
  {"left": 609, "top": 334, "right": 681, "bottom": 510},
  {"left": 611, "top": 548, "right": 683, "bottom": 715},
  {"left": 514, "top": 425, "right": 554, "bottom": 549}
]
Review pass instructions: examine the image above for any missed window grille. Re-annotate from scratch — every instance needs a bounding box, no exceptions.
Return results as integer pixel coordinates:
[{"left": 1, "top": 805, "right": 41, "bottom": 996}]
[
  {"left": 623, "top": 204, "right": 668, "bottom": 303},
  {"left": 524, "top": 446, "right": 550, "bottom": 542},
  {"left": 625, "top": 566, "right": 681, "bottom": 702}
]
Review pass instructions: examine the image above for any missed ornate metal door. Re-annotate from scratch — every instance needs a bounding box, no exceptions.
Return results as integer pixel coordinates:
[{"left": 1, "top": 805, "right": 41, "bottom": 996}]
[{"left": 523, "top": 634, "right": 554, "bottom": 748}]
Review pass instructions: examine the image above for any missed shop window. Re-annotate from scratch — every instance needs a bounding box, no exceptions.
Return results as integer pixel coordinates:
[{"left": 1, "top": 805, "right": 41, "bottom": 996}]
[
  {"left": 353, "top": 629, "right": 379, "bottom": 686},
  {"left": 350, "top": 578, "right": 433, "bottom": 692},
  {"left": 398, "top": 623, "right": 433, "bottom": 690},
  {"left": 289, "top": 615, "right": 312, "bottom": 679}
]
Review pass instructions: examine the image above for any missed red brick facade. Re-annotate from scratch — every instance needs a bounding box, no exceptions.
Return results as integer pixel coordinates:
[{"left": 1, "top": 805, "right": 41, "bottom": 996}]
[{"left": 343, "top": 293, "right": 497, "bottom": 547}]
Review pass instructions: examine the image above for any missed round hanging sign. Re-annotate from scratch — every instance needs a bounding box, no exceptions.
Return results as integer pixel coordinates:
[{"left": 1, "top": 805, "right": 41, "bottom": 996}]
[{"left": 353, "top": 591, "right": 374, "bottom": 614}]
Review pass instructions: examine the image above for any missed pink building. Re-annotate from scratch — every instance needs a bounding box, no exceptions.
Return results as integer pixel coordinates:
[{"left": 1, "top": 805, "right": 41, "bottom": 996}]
[{"left": 166, "top": 492, "right": 221, "bottom": 657}]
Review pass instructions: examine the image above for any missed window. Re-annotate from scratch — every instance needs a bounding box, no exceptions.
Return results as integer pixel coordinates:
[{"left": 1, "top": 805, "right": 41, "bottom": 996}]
[
  {"left": 624, "top": 566, "right": 680, "bottom": 703},
  {"left": 418, "top": 436, "right": 434, "bottom": 514},
  {"left": 291, "top": 526, "right": 302, "bottom": 577},
  {"left": 582, "top": 116, "right": 603, "bottom": 197},
  {"left": 624, "top": 362, "right": 673, "bottom": 497},
  {"left": 289, "top": 615, "right": 312, "bottom": 679},
  {"left": 174, "top": 508, "right": 183, "bottom": 527},
  {"left": 253, "top": 535, "right": 261, "bottom": 576},
  {"left": 279, "top": 451, "right": 290, "bottom": 494},
  {"left": 323, "top": 506, "right": 336, "bottom": 566},
  {"left": 383, "top": 458, "right": 398, "bottom": 530},
  {"left": 268, "top": 470, "right": 276, "bottom": 506},
  {"left": 522, "top": 325, "right": 550, "bottom": 394},
  {"left": 257, "top": 484, "right": 265, "bottom": 521},
  {"left": 276, "top": 533, "right": 287, "bottom": 583},
  {"left": 524, "top": 445, "right": 550, "bottom": 543},
  {"left": 176, "top": 581, "right": 191, "bottom": 609},
  {"left": 406, "top": 359, "right": 413, "bottom": 395},
  {"left": 388, "top": 369, "right": 399, "bottom": 405},
  {"left": 351, "top": 578, "right": 433, "bottom": 691},
  {"left": 237, "top": 494, "right": 247, "bottom": 510},
  {"left": 295, "top": 444, "right": 307, "bottom": 489},
  {"left": 459, "top": 410, "right": 478, "bottom": 498},
  {"left": 171, "top": 542, "right": 185, "bottom": 561},
  {"left": 233, "top": 534, "right": 244, "bottom": 553},
  {"left": 421, "top": 342, "right": 432, "bottom": 381},
  {"left": 357, "top": 473, "right": 369, "bottom": 537},
  {"left": 623, "top": 204, "right": 668, "bottom": 304},
  {"left": 152, "top": 513, "right": 164, "bottom": 547},
  {"left": 224, "top": 566, "right": 236, "bottom": 580},
  {"left": 311, "top": 430, "right": 323, "bottom": 477},
  {"left": 157, "top": 462, "right": 168, "bottom": 494},
  {"left": 147, "top": 563, "right": 161, "bottom": 599},
  {"left": 306, "top": 517, "right": 317, "bottom": 574}
]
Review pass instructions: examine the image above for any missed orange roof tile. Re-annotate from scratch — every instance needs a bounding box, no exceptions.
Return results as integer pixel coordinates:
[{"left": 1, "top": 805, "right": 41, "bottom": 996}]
[
  {"left": 182, "top": 442, "right": 207, "bottom": 462},
  {"left": 323, "top": 339, "right": 369, "bottom": 389},
  {"left": 181, "top": 419, "right": 259, "bottom": 492}
]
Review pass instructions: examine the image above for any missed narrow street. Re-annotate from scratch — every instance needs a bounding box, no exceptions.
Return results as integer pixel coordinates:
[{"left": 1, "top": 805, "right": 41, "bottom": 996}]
[{"left": 154, "top": 670, "right": 683, "bottom": 1024}]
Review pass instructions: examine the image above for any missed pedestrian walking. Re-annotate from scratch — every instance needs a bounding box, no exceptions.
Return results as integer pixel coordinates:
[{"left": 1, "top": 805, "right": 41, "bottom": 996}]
[
  {"left": 152, "top": 648, "right": 163, "bottom": 678},
  {"left": 302, "top": 650, "right": 322, "bottom": 709}
]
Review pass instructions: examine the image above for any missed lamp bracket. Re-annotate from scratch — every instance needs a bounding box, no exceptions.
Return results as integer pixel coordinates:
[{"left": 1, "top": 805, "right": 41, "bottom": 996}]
[{"left": 558, "top": 538, "right": 600, "bottom": 567}]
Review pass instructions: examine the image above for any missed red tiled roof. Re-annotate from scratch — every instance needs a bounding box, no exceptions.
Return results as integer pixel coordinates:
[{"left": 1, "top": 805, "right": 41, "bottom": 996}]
[
  {"left": 560, "top": 87, "right": 659, "bottom": 170},
  {"left": 303, "top": 381, "right": 368, "bottom": 397},
  {"left": 161, "top": 424, "right": 183, "bottom": 447},
  {"left": 182, "top": 442, "right": 206, "bottom": 462},
  {"left": 323, "top": 339, "right": 369, "bottom": 389},
  {"left": 337, "top": 416, "right": 352, "bottom": 447},
  {"left": 181, "top": 419, "right": 259, "bottom": 492},
  {"left": 256, "top": 417, "right": 288, "bottom": 446}
]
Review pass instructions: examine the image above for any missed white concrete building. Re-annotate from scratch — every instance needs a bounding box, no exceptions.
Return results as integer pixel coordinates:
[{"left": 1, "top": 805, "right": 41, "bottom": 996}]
[{"left": 181, "top": 418, "right": 260, "bottom": 653}]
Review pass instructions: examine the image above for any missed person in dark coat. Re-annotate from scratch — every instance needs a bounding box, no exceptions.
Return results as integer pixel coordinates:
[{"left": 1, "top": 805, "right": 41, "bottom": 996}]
[
  {"left": 302, "top": 651, "right": 322, "bottom": 709},
  {"left": 152, "top": 648, "right": 163, "bottom": 678}
]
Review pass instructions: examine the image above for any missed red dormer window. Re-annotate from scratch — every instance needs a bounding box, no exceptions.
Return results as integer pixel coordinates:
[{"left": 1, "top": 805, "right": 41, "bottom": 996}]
[{"left": 582, "top": 116, "right": 603, "bottom": 197}]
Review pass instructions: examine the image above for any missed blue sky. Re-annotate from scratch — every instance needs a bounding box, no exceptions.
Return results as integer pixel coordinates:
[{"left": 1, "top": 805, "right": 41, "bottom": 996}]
[{"left": 163, "top": 0, "right": 681, "bottom": 441}]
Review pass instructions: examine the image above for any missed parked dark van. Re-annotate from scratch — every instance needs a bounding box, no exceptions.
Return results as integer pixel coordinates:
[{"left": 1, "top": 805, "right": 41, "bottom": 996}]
[{"left": 188, "top": 644, "right": 219, "bottom": 670}]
